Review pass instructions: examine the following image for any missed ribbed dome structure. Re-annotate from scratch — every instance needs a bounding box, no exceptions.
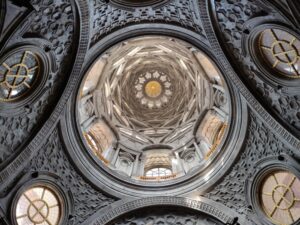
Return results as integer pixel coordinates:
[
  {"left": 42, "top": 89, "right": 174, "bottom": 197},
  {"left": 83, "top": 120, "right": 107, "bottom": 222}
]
[{"left": 78, "top": 36, "right": 230, "bottom": 182}]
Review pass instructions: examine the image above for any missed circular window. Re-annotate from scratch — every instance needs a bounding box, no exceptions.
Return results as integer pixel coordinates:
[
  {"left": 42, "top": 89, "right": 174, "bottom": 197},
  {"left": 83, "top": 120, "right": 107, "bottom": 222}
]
[
  {"left": 15, "top": 185, "right": 62, "bottom": 225},
  {"left": 259, "top": 170, "right": 300, "bottom": 225},
  {"left": 258, "top": 28, "right": 300, "bottom": 78},
  {"left": 0, "top": 49, "right": 41, "bottom": 102},
  {"left": 77, "top": 35, "right": 232, "bottom": 184}
]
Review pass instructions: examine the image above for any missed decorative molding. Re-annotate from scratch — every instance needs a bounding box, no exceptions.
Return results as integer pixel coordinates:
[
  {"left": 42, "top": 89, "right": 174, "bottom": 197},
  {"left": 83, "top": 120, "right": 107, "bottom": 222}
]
[
  {"left": 109, "top": 0, "right": 170, "bottom": 9},
  {"left": 88, "top": 197, "right": 238, "bottom": 225}
]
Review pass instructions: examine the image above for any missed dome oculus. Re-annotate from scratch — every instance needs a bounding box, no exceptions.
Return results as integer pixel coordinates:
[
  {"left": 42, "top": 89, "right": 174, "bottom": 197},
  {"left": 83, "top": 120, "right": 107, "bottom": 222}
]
[
  {"left": 77, "top": 36, "right": 231, "bottom": 183},
  {"left": 145, "top": 80, "right": 162, "bottom": 98},
  {"left": 135, "top": 71, "right": 172, "bottom": 108}
]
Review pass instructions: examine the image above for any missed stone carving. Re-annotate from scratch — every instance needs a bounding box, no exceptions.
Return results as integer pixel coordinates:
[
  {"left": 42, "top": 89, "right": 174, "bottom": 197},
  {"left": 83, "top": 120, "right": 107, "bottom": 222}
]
[
  {"left": 29, "top": 129, "right": 117, "bottom": 224},
  {"left": 91, "top": 0, "right": 204, "bottom": 46},
  {"left": 110, "top": 0, "right": 168, "bottom": 8},
  {"left": 204, "top": 111, "right": 294, "bottom": 224},
  {"left": 91, "top": 197, "right": 235, "bottom": 225},
  {"left": 213, "top": 0, "right": 300, "bottom": 132},
  {"left": 0, "top": 0, "right": 75, "bottom": 164},
  {"left": 111, "top": 207, "right": 222, "bottom": 225},
  {"left": 0, "top": 1, "right": 299, "bottom": 225}
]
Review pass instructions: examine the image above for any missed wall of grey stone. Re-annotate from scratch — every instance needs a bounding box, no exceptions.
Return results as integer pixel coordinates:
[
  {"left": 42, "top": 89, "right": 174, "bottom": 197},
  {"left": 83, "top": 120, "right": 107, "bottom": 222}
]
[{"left": 0, "top": 0, "right": 299, "bottom": 225}]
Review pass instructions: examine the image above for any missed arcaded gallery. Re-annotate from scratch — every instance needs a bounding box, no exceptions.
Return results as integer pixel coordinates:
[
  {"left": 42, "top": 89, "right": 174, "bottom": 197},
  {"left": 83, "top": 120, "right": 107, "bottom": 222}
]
[{"left": 0, "top": 0, "right": 300, "bottom": 225}]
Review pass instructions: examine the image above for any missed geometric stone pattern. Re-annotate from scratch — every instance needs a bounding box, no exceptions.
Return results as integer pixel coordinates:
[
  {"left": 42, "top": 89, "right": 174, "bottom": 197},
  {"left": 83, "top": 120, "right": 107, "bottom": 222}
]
[
  {"left": 91, "top": 37, "right": 216, "bottom": 147},
  {"left": 0, "top": 0, "right": 75, "bottom": 165},
  {"left": 0, "top": 0, "right": 299, "bottom": 225},
  {"left": 91, "top": 0, "right": 205, "bottom": 46},
  {"left": 205, "top": 111, "right": 294, "bottom": 223},
  {"left": 111, "top": 207, "right": 223, "bottom": 225},
  {"left": 90, "top": 197, "right": 235, "bottom": 225},
  {"left": 214, "top": 0, "right": 300, "bottom": 132},
  {"left": 29, "top": 129, "right": 117, "bottom": 224}
]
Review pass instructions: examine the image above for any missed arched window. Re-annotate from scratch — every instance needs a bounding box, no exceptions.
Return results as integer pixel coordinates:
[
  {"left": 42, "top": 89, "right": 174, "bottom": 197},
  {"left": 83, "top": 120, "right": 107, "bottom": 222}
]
[{"left": 145, "top": 167, "right": 172, "bottom": 177}]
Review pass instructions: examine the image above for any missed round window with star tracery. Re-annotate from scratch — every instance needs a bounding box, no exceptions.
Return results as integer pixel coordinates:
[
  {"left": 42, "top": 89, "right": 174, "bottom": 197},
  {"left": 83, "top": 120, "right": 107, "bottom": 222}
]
[
  {"left": 0, "top": 49, "right": 41, "bottom": 102},
  {"left": 258, "top": 28, "right": 300, "bottom": 78},
  {"left": 259, "top": 170, "right": 300, "bottom": 225},
  {"left": 15, "top": 185, "right": 63, "bottom": 225}
]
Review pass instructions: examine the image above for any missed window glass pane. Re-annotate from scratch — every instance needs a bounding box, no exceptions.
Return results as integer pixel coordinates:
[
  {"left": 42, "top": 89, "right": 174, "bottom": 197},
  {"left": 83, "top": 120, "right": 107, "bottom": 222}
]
[
  {"left": 146, "top": 168, "right": 172, "bottom": 177},
  {"left": 15, "top": 186, "right": 62, "bottom": 225},
  {"left": 260, "top": 170, "right": 300, "bottom": 225}
]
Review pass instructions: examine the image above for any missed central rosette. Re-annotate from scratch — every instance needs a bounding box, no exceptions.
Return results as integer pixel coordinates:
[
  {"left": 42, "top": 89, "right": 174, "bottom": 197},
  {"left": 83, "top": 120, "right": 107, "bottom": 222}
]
[
  {"left": 145, "top": 81, "right": 162, "bottom": 98},
  {"left": 134, "top": 71, "right": 172, "bottom": 109}
]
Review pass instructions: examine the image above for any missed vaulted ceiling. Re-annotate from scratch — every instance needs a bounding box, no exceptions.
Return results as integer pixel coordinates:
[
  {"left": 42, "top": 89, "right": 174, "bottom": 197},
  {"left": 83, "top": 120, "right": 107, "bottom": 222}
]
[{"left": 0, "top": 0, "right": 300, "bottom": 225}]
